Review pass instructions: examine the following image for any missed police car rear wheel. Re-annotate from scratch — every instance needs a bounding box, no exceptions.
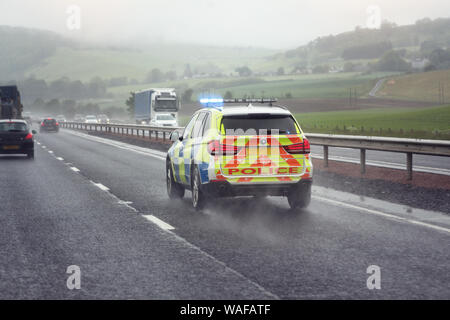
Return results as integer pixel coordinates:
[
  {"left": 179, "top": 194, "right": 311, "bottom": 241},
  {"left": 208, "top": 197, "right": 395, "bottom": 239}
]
[
  {"left": 287, "top": 183, "right": 311, "bottom": 210},
  {"left": 166, "top": 162, "right": 184, "bottom": 199},
  {"left": 192, "top": 167, "right": 207, "bottom": 210}
]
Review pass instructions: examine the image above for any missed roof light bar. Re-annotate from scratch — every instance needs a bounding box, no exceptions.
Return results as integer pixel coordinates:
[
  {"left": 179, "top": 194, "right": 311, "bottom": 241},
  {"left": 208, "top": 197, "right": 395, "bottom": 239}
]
[
  {"left": 200, "top": 98, "right": 224, "bottom": 104},
  {"left": 223, "top": 98, "right": 278, "bottom": 104}
]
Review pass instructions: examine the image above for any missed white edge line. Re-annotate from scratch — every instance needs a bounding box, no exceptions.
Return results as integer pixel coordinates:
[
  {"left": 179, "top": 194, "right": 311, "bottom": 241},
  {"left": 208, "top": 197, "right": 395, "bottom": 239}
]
[
  {"left": 64, "top": 127, "right": 450, "bottom": 235},
  {"left": 64, "top": 130, "right": 166, "bottom": 161},
  {"left": 313, "top": 195, "right": 450, "bottom": 234},
  {"left": 143, "top": 215, "right": 175, "bottom": 231}
]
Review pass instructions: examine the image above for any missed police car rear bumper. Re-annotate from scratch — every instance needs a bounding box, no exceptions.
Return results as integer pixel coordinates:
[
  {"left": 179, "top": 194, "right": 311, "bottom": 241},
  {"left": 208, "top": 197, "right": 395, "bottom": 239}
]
[{"left": 201, "top": 179, "right": 312, "bottom": 197}]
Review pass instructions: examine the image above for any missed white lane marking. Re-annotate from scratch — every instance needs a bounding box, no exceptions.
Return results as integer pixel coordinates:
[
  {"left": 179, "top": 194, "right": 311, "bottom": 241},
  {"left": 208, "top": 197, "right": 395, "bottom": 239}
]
[
  {"left": 118, "top": 200, "right": 133, "bottom": 205},
  {"left": 92, "top": 182, "right": 110, "bottom": 192},
  {"left": 63, "top": 130, "right": 166, "bottom": 161},
  {"left": 36, "top": 142, "right": 41, "bottom": 145},
  {"left": 313, "top": 195, "right": 450, "bottom": 234},
  {"left": 64, "top": 127, "right": 449, "bottom": 236},
  {"left": 143, "top": 215, "right": 175, "bottom": 231},
  {"left": 44, "top": 130, "right": 280, "bottom": 298},
  {"left": 48, "top": 151, "right": 54, "bottom": 154},
  {"left": 56, "top": 157, "right": 64, "bottom": 161},
  {"left": 70, "top": 167, "right": 80, "bottom": 172},
  {"left": 42, "top": 146, "right": 46, "bottom": 149}
]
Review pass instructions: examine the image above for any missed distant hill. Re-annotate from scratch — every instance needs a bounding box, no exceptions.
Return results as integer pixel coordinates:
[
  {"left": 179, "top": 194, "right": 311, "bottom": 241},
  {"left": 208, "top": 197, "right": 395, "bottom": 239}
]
[
  {"left": 270, "top": 17, "right": 450, "bottom": 73},
  {"left": 0, "top": 26, "right": 276, "bottom": 82},
  {"left": 0, "top": 26, "right": 70, "bottom": 80},
  {"left": 1, "top": 18, "right": 450, "bottom": 86}
]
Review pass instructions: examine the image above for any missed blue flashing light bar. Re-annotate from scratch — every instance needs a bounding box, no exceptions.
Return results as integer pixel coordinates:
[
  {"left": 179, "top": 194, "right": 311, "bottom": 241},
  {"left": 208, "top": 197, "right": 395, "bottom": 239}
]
[
  {"left": 200, "top": 98, "right": 224, "bottom": 104},
  {"left": 199, "top": 97, "right": 224, "bottom": 110}
]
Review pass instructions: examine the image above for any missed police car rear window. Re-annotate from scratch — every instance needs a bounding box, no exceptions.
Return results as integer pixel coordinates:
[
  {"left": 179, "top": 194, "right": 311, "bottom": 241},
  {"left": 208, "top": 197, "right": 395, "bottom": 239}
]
[{"left": 221, "top": 114, "right": 298, "bottom": 135}]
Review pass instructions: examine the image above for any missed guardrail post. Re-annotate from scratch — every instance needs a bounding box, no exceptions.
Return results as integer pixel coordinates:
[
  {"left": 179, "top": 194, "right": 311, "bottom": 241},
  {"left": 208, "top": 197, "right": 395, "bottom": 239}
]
[
  {"left": 360, "top": 149, "right": 366, "bottom": 174},
  {"left": 407, "top": 152, "right": 413, "bottom": 180},
  {"left": 323, "top": 146, "right": 329, "bottom": 167}
]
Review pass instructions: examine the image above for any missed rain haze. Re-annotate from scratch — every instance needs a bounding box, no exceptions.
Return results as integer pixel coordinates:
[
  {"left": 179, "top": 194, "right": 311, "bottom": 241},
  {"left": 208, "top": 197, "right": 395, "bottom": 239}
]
[
  {"left": 0, "top": 0, "right": 450, "bottom": 305},
  {"left": 1, "top": 0, "right": 449, "bottom": 48}
]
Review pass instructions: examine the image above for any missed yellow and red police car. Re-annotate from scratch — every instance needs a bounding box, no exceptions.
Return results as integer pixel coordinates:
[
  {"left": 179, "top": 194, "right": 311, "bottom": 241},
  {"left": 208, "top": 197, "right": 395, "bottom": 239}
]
[{"left": 166, "top": 98, "right": 313, "bottom": 210}]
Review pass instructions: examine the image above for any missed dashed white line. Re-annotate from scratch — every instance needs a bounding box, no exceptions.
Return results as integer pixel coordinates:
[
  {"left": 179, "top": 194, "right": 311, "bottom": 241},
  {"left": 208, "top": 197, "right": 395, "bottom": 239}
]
[
  {"left": 143, "top": 215, "right": 175, "bottom": 231},
  {"left": 56, "top": 157, "right": 64, "bottom": 161},
  {"left": 118, "top": 200, "right": 133, "bottom": 205},
  {"left": 48, "top": 151, "right": 54, "bottom": 154},
  {"left": 92, "top": 182, "right": 110, "bottom": 192},
  {"left": 70, "top": 167, "right": 80, "bottom": 172},
  {"left": 313, "top": 195, "right": 450, "bottom": 234},
  {"left": 61, "top": 128, "right": 449, "bottom": 235}
]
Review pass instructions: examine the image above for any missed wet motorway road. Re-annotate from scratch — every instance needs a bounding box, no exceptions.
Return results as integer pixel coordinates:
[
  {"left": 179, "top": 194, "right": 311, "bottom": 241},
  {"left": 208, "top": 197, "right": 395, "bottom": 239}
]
[{"left": 0, "top": 128, "right": 449, "bottom": 299}]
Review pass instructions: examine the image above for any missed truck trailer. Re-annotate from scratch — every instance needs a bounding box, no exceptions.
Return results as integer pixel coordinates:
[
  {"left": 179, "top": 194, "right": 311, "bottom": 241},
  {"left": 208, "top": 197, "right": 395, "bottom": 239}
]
[
  {"left": 134, "top": 88, "right": 180, "bottom": 126},
  {"left": 0, "top": 85, "right": 23, "bottom": 120}
]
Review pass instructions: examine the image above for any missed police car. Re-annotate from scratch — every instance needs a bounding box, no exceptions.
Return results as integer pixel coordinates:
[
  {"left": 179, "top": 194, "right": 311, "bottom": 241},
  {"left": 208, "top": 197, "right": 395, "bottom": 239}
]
[{"left": 166, "top": 98, "right": 313, "bottom": 211}]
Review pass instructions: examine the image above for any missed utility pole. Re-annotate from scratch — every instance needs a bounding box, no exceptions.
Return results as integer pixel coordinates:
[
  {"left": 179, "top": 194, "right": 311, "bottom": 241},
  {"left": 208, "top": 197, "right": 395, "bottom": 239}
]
[
  {"left": 438, "top": 81, "right": 445, "bottom": 105},
  {"left": 442, "top": 82, "right": 445, "bottom": 105},
  {"left": 349, "top": 88, "right": 353, "bottom": 107}
]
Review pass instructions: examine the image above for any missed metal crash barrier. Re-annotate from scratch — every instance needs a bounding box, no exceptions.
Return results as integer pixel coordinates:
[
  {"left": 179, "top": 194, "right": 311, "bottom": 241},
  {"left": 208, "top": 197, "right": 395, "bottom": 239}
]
[{"left": 61, "top": 122, "right": 450, "bottom": 180}]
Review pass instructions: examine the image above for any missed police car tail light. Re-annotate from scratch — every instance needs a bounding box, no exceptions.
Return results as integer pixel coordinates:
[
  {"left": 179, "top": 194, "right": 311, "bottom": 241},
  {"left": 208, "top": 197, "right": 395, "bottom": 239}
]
[
  {"left": 24, "top": 133, "right": 33, "bottom": 140},
  {"left": 284, "top": 139, "right": 310, "bottom": 154},
  {"left": 207, "top": 140, "right": 240, "bottom": 155}
]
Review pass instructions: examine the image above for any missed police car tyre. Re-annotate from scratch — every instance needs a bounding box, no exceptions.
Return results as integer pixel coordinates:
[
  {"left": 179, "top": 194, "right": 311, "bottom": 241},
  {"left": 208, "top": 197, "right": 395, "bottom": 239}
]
[
  {"left": 287, "top": 183, "right": 311, "bottom": 210},
  {"left": 27, "top": 151, "right": 34, "bottom": 160},
  {"left": 192, "top": 166, "right": 207, "bottom": 210},
  {"left": 166, "top": 160, "right": 184, "bottom": 199}
]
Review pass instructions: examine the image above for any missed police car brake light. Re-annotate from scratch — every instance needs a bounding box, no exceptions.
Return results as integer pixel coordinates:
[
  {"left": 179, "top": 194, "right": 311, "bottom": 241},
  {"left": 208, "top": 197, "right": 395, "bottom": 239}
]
[
  {"left": 207, "top": 140, "right": 240, "bottom": 155},
  {"left": 284, "top": 139, "right": 310, "bottom": 154}
]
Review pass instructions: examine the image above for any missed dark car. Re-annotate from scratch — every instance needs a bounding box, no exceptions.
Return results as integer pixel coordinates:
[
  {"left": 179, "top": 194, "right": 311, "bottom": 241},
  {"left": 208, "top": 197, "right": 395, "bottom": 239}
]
[
  {"left": 40, "top": 118, "right": 59, "bottom": 133},
  {"left": 0, "top": 120, "right": 36, "bottom": 159}
]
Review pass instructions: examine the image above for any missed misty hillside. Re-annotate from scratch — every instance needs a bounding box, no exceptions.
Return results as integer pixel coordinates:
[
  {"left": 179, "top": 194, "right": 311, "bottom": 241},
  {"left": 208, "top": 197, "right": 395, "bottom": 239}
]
[
  {"left": 0, "top": 26, "right": 70, "bottom": 80},
  {"left": 0, "top": 25, "right": 276, "bottom": 82},
  {"left": 272, "top": 17, "right": 450, "bottom": 72},
  {"left": 2, "top": 18, "right": 450, "bottom": 83}
]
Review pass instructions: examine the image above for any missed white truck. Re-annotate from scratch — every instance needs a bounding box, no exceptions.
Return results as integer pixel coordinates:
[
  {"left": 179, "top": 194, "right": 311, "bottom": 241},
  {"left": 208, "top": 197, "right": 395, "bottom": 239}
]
[{"left": 134, "top": 88, "right": 180, "bottom": 126}]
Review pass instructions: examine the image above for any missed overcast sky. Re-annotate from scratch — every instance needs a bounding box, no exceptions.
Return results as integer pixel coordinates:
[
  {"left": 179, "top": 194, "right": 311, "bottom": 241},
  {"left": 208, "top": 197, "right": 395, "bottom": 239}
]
[{"left": 0, "top": 0, "right": 449, "bottom": 49}]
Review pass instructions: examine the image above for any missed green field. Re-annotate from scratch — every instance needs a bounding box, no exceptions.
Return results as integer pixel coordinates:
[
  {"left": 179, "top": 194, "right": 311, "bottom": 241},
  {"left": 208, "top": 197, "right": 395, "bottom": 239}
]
[
  {"left": 378, "top": 69, "right": 450, "bottom": 102},
  {"left": 178, "top": 105, "right": 450, "bottom": 140},
  {"left": 26, "top": 45, "right": 277, "bottom": 82},
  {"left": 104, "top": 72, "right": 397, "bottom": 110},
  {"left": 295, "top": 105, "right": 450, "bottom": 139}
]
